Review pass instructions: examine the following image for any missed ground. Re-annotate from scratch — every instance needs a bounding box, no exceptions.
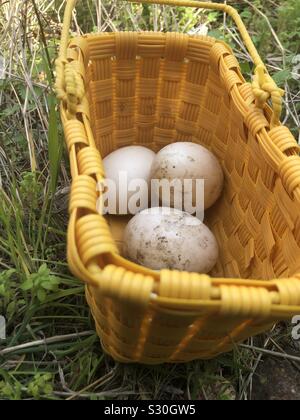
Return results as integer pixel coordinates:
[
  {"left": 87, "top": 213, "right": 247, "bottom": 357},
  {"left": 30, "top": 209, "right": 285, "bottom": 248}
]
[{"left": 252, "top": 358, "right": 300, "bottom": 400}]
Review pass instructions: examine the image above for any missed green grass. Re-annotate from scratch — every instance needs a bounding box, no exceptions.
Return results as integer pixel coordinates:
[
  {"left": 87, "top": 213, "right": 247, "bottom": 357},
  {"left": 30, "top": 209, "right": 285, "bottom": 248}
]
[{"left": 0, "top": 0, "right": 299, "bottom": 400}]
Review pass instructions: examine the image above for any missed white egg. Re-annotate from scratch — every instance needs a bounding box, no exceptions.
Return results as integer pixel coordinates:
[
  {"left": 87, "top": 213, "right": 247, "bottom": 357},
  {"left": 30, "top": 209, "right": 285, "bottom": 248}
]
[
  {"left": 123, "top": 207, "right": 219, "bottom": 273},
  {"left": 103, "top": 146, "right": 155, "bottom": 215},
  {"left": 150, "top": 142, "right": 224, "bottom": 211}
]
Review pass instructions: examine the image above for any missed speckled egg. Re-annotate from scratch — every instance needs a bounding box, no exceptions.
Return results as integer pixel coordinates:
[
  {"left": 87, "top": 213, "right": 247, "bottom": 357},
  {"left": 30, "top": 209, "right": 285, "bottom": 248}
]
[
  {"left": 123, "top": 207, "right": 219, "bottom": 273},
  {"left": 150, "top": 142, "right": 224, "bottom": 211}
]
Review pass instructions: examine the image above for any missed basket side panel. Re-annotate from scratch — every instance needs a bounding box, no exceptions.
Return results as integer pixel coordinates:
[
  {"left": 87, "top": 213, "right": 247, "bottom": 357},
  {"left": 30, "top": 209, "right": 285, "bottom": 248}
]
[{"left": 136, "top": 56, "right": 161, "bottom": 147}]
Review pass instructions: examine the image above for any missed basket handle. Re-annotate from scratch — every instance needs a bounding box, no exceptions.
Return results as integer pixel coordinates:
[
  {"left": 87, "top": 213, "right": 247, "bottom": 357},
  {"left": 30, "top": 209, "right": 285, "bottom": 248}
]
[{"left": 56, "top": 0, "right": 284, "bottom": 126}]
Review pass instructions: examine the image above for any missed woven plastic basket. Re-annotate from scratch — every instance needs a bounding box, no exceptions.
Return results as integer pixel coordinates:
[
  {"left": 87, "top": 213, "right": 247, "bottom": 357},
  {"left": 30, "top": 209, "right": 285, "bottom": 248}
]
[{"left": 56, "top": 0, "right": 300, "bottom": 364}]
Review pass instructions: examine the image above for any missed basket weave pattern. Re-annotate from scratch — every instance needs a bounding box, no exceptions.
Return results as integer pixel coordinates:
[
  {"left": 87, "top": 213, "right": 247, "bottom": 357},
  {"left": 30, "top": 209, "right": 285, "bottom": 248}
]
[{"left": 60, "top": 31, "right": 300, "bottom": 363}]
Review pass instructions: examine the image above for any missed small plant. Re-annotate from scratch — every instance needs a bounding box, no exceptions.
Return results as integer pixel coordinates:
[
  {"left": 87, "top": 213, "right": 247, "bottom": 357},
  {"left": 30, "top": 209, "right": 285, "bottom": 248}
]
[
  {"left": 27, "top": 373, "right": 54, "bottom": 399},
  {"left": 21, "top": 263, "right": 61, "bottom": 302},
  {"left": 0, "top": 269, "right": 16, "bottom": 310},
  {"left": 20, "top": 172, "right": 43, "bottom": 211},
  {"left": 0, "top": 379, "right": 22, "bottom": 400},
  {"left": 0, "top": 269, "right": 26, "bottom": 321},
  {"left": 0, "top": 373, "right": 54, "bottom": 400}
]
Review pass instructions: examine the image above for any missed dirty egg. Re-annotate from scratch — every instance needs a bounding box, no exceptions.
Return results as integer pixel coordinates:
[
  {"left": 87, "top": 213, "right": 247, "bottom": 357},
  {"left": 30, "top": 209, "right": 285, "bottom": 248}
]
[
  {"left": 150, "top": 142, "right": 224, "bottom": 211},
  {"left": 123, "top": 207, "right": 219, "bottom": 273}
]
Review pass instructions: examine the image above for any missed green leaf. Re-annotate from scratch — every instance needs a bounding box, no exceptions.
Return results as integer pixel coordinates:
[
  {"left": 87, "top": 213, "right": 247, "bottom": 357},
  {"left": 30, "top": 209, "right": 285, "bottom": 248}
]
[
  {"left": 44, "top": 384, "right": 53, "bottom": 395},
  {"left": 41, "top": 279, "right": 59, "bottom": 291},
  {"left": 0, "top": 284, "right": 6, "bottom": 296},
  {"left": 38, "top": 263, "right": 49, "bottom": 276},
  {"left": 208, "top": 29, "right": 224, "bottom": 40},
  {"left": 37, "top": 289, "right": 47, "bottom": 302},
  {"left": 18, "top": 299, "right": 26, "bottom": 305},
  {"left": 272, "top": 69, "right": 292, "bottom": 85},
  {"left": 7, "top": 302, "right": 16, "bottom": 317},
  {"left": 3, "top": 384, "right": 13, "bottom": 397},
  {"left": 240, "top": 62, "right": 252, "bottom": 77},
  {"left": 2, "top": 269, "right": 16, "bottom": 279},
  {"left": 21, "top": 278, "right": 34, "bottom": 291},
  {"left": 207, "top": 12, "right": 219, "bottom": 23},
  {"left": 1, "top": 104, "right": 20, "bottom": 117},
  {"left": 240, "top": 10, "right": 252, "bottom": 19},
  {"left": 31, "top": 384, "right": 39, "bottom": 398},
  {"left": 44, "top": 373, "right": 53, "bottom": 382}
]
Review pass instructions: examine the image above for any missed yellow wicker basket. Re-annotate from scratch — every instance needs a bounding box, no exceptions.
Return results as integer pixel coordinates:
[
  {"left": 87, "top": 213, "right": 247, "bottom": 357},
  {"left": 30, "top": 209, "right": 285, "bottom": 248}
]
[{"left": 56, "top": 0, "right": 300, "bottom": 364}]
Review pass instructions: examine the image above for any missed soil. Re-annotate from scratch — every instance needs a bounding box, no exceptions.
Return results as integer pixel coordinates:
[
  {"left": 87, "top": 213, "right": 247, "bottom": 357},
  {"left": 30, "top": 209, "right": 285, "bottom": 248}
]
[{"left": 252, "top": 358, "right": 300, "bottom": 400}]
